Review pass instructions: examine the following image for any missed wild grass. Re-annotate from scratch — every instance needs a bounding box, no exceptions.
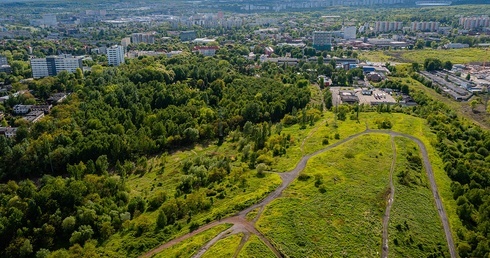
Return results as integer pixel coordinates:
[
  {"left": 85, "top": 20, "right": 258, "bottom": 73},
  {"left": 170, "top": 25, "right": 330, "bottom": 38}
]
[
  {"left": 238, "top": 235, "right": 276, "bottom": 258},
  {"left": 153, "top": 224, "right": 231, "bottom": 258},
  {"left": 400, "top": 48, "right": 489, "bottom": 64},
  {"left": 201, "top": 233, "right": 243, "bottom": 258},
  {"left": 256, "top": 134, "right": 393, "bottom": 257},
  {"left": 359, "top": 48, "right": 489, "bottom": 64},
  {"left": 389, "top": 137, "right": 449, "bottom": 257}
]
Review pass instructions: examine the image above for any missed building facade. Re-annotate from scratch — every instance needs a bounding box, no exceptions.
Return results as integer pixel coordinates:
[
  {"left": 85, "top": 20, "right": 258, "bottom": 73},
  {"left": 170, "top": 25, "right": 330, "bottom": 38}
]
[
  {"left": 107, "top": 45, "right": 125, "bottom": 66},
  {"left": 121, "top": 37, "right": 131, "bottom": 49},
  {"left": 0, "top": 56, "right": 7, "bottom": 66},
  {"left": 180, "top": 31, "right": 197, "bottom": 41},
  {"left": 411, "top": 21, "right": 440, "bottom": 32},
  {"left": 131, "top": 33, "right": 155, "bottom": 44},
  {"left": 343, "top": 26, "right": 357, "bottom": 40},
  {"left": 374, "top": 21, "right": 403, "bottom": 33},
  {"left": 30, "top": 55, "right": 83, "bottom": 79},
  {"left": 459, "top": 16, "right": 490, "bottom": 30},
  {"left": 313, "top": 31, "right": 332, "bottom": 51}
]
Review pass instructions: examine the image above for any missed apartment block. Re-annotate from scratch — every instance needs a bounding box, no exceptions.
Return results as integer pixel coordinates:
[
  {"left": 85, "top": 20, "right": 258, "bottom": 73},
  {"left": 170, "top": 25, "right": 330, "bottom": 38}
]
[
  {"left": 30, "top": 55, "right": 83, "bottom": 79},
  {"left": 411, "top": 21, "right": 440, "bottom": 32},
  {"left": 107, "top": 45, "right": 125, "bottom": 66},
  {"left": 374, "top": 21, "right": 403, "bottom": 33}
]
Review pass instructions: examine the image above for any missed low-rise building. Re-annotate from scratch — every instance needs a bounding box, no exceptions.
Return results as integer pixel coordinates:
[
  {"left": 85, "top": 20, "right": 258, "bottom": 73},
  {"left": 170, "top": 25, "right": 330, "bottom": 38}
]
[
  {"left": 192, "top": 46, "right": 219, "bottom": 56},
  {"left": 13, "top": 104, "right": 33, "bottom": 115},
  {"left": 30, "top": 104, "right": 52, "bottom": 114},
  {"left": 339, "top": 91, "right": 359, "bottom": 104},
  {"left": 23, "top": 111, "right": 44, "bottom": 123},
  {"left": 0, "top": 127, "right": 17, "bottom": 138},
  {"left": 47, "top": 93, "right": 68, "bottom": 104},
  {"left": 444, "top": 43, "right": 469, "bottom": 49},
  {"left": 180, "top": 31, "right": 197, "bottom": 41},
  {"left": 367, "top": 72, "right": 382, "bottom": 82}
]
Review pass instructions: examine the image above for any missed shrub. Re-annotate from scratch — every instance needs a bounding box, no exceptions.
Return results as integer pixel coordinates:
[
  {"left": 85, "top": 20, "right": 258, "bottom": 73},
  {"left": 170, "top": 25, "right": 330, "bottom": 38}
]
[{"left": 298, "top": 174, "right": 311, "bottom": 181}]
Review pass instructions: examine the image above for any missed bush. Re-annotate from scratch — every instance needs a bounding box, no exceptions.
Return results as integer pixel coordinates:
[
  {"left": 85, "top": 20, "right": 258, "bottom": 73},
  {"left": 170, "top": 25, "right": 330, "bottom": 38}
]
[
  {"left": 256, "top": 163, "right": 267, "bottom": 178},
  {"left": 189, "top": 222, "right": 200, "bottom": 232},
  {"left": 322, "top": 138, "right": 329, "bottom": 145},
  {"left": 345, "top": 152, "right": 354, "bottom": 159},
  {"left": 298, "top": 174, "right": 311, "bottom": 181}
]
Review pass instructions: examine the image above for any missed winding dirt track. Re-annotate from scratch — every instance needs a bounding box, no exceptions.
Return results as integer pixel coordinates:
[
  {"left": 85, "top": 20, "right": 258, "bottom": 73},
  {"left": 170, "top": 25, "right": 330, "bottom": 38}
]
[
  {"left": 381, "top": 136, "right": 396, "bottom": 258},
  {"left": 140, "top": 129, "right": 456, "bottom": 258}
]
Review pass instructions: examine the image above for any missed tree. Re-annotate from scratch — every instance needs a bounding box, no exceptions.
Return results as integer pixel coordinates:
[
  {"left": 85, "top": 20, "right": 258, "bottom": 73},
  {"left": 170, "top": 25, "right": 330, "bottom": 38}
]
[
  {"left": 19, "top": 239, "right": 33, "bottom": 257},
  {"left": 62, "top": 216, "right": 76, "bottom": 234},
  {"left": 95, "top": 155, "right": 109, "bottom": 175},
  {"left": 415, "top": 39, "right": 425, "bottom": 49},
  {"left": 69, "top": 225, "right": 94, "bottom": 245},
  {"left": 443, "top": 61, "right": 453, "bottom": 70},
  {"left": 256, "top": 163, "right": 267, "bottom": 178},
  {"left": 411, "top": 63, "right": 420, "bottom": 72},
  {"left": 466, "top": 73, "right": 471, "bottom": 80},
  {"left": 156, "top": 210, "right": 167, "bottom": 229},
  {"left": 470, "top": 99, "right": 478, "bottom": 111}
]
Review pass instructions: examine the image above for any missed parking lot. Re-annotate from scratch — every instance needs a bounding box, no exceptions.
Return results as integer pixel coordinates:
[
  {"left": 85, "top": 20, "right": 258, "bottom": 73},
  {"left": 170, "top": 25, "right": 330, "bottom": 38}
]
[
  {"left": 355, "top": 88, "right": 397, "bottom": 105},
  {"left": 330, "top": 87, "right": 397, "bottom": 105}
]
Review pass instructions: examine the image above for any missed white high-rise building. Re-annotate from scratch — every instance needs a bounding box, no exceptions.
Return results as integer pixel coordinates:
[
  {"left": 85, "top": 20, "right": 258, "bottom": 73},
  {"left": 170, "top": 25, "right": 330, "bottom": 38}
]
[
  {"left": 107, "top": 45, "right": 125, "bottom": 66},
  {"left": 30, "top": 55, "right": 83, "bottom": 79},
  {"left": 343, "top": 26, "right": 357, "bottom": 40},
  {"left": 30, "top": 58, "right": 50, "bottom": 78}
]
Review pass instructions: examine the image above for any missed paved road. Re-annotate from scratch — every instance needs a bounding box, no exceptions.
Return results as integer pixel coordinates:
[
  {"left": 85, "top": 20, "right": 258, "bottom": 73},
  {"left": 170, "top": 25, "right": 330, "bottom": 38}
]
[{"left": 140, "top": 129, "right": 456, "bottom": 258}]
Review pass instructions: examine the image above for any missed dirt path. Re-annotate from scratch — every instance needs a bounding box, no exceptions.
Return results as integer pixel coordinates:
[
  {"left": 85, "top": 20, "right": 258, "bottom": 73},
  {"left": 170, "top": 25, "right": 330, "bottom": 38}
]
[
  {"left": 369, "top": 130, "right": 457, "bottom": 258},
  {"left": 140, "top": 129, "right": 456, "bottom": 258},
  {"left": 381, "top": 136, "right": 396, "bottom": 258}
]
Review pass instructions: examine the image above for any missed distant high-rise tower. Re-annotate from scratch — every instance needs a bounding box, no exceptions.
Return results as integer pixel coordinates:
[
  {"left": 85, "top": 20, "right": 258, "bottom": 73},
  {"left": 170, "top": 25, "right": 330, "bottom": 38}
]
[
  {"left": 107, "top": 45, "right": 125, "bottom": 66},
  {"left": 313, "top": 31, "right": 332, "bottom": 51}
]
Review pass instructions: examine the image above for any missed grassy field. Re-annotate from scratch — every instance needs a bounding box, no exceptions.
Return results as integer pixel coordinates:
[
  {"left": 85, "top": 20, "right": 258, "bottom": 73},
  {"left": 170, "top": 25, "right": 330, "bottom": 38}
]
[
  {"left": 201, "top": 233, "right": 243, "bottom": 258},
  {"left": 257, "top": 134, "right": 393, "bottom": 257},
  {"left": 359, "top": 48, "right": 489, "bottom": 64},
  {"left": 271, "top": 111, "right": 462, "bottom": 245},
  {"left": 153, "top": 224, "right": 231, "bottom": 258},
  {"left": 238, "top": 235, "right": 276, "bottom": 258},
  {"left": 389, "top": 137, "right": 449, "bottom": 257}
]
